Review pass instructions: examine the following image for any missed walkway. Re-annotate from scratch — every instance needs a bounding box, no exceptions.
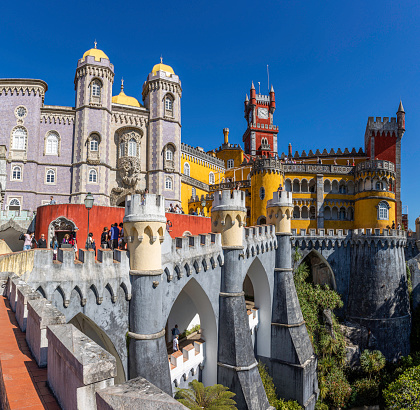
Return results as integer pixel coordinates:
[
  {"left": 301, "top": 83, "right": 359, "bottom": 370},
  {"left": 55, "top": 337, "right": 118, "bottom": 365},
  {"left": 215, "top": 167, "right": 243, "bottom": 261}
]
[{"left": 0, "top": 295, "right": 59, "bottom": 409}]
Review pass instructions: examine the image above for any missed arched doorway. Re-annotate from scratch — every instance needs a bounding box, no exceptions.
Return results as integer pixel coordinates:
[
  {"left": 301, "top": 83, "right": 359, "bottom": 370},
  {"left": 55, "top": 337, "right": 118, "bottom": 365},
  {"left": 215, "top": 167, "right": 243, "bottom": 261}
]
[
  {"left": 48, "top": 216, "right": 78, "bottom": 247},
  {"left": 243, "top": 258, "right": 271, "bottom": 358},
  {"left": 69, "top": 313, "right": 126, "bottom": 384},
  {"left": 166, "top": 278, "right": 217, "bottom": 390},
  {"left": 257, "top": 216, "right": 267, "bottom": 225},
  {"left": 300, "top": 250, "right": 336, "bottom": 290}
]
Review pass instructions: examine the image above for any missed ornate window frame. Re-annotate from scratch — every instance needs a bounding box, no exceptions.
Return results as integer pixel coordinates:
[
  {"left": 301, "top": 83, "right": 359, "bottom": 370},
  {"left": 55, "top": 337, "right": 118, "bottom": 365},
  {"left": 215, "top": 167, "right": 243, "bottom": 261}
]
[
  {"left": 183, "top": 162, "right": 190, "bottom": 176},
  {"left": 90, "top": 78, "right": 102, "bottom": 105},
  {"left": 11, "top": 165, "right": 22, "bottom": 181},
  {"left": 7, "top": 197, "right": 22, "bottom": 212},
  {"left": 88, "top": 168, "right": 98, "bottom": 184},
  {"left": 165, "top": 176, "right": 173, "bottom": 190},
  {"left": 118, "top": 129, "right": 142, "bottom": 158},
  {"left": 209, "top": 172, "right": 215, "bottom": 184},
  {"left": 45, "top": 168, "right": 57, "bottom": 185},
  {"left": 377, "top": 201, "right": 390, "bottom": 220},
  {"left": 11, "top": 126, "right": 27, "bottom": 151},
  {"left": 44, "top": 131, "right": 61, "bottom": 156},
  {"left": 164, "top": 143, "right": 176, "bottom": 172},
  {"left": 164, "top": 93, "right": 174, "bottom": 117},
  {"left": 87, "top": 132, "right": 101, "bottom": 164}
]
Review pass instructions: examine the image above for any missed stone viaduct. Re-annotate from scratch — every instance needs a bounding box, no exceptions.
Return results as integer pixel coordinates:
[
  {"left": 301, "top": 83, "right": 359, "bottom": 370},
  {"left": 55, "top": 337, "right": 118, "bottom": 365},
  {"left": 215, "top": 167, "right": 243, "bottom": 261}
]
[{"left": 1, "top": 190, "right": 417, "bottom": 410}]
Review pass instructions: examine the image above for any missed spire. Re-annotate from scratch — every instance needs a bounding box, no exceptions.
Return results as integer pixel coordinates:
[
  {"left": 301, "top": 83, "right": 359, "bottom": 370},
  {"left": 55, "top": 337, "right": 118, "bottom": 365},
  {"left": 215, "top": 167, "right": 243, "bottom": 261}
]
[
  {"left": 160, "top": 55, "right": 163, "bottom": 64},
  {"left": 270, "top": 84, "right": 274, "bottom": 93},
  {"left": 94, "top": 40, "right": 97, "bottom": 49},
  {"left": 120, "top": 78, "right": 124, "bottom": 92},
  {"left": 245, "top": 93, "right": 249, "bottom": 102},
  {"left": 397, "top": 100, "right": 405, "bottom": 113},
  {"left": 251, "top": 81, "right": 255, "bottom": 90}
]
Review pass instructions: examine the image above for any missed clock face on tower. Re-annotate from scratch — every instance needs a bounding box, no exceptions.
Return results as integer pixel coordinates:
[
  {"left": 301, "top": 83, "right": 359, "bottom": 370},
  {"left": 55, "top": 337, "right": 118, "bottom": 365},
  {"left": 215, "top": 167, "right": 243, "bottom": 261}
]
[{"left": 258, "top": 107, "right": 268, "bottom": 119}]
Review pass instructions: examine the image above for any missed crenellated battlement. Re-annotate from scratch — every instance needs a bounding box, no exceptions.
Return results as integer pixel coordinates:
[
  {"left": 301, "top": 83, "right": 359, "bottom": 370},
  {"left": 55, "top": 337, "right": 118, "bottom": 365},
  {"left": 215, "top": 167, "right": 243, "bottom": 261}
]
[
  {"left": 267, "top": 191, "right": 293, "bottom": 208},
  {"left": 124, "top": 194, "right": 166, "bottom": 223},
  {"left": 212, "top": 190, "right": 246, "bottom": 211},
  {"left": 291, "top": 227, "right": 406, "bottom": 238},
  {"left": 367, "top": 116, "right": 398, "bottom": 129}
]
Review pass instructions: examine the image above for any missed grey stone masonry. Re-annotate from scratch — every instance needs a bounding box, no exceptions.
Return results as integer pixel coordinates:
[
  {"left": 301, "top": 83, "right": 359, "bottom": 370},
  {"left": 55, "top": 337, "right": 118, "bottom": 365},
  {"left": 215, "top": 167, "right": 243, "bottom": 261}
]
[
  {"left": 96, "top": 377, "right": 188, "bottom": 410},
  {"left": 217, "top": 248, "right": 271, "bottom": 410},
  {"left": 212, "top": 189, "right": 246, "bottom": 212},
  {"left": 124, "top": 193, "right": 166, "bottom": 223},
  {"left": 26, "top": 298, "right": 66, "bottom": 367},
  {"left": 47, "top": 324, "right": 116, "bottom": 410},
  {"left": 10, "top": 276, "right": 27, "bottom": 312},
  {"left": 15, "top": 283, "right": 42, "bottom": 332}
]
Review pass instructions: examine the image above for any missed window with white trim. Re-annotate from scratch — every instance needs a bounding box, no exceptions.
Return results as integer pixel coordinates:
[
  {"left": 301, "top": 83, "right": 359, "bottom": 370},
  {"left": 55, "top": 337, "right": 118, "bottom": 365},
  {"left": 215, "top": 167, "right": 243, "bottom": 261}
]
[
  {"left": 227, "top": 159, "right": 234, "bottom": 169},
  {"left": 8, "top": 198, "right": 21, "bottom": 211},
  {"left": 12, "top": 127, "right": 27, "bottom": 150},
  {"left": 165, "top": 177, "right": 173, "bottom": 190},
  {"left": 209, "top": 172, "right": 215, "bottom": 184},
  {"left": 166, "top": 148, "right": 173, "bottom": 161},
  {"left": 46, "top": 169, "right": 55, "bottom": 184},
  {"left": 46, "top": 132, "right": 59, "bottom": 155},
  {"left": 165, "top": 97, "right": 173, "bottom": 110},
  {"left": 89, "top": 169, "right": 97, "bottom": 183},
  {"left": 92, "top": 80, "right": 101, "bottom": 97},
  {"left": 119, "top": 142, "right": 125, "bottom": 157},
  {"left": 184, "top": 162, "right": 190, "bottom": 176},
  {"left": 90, "top": 139, "right": 98, "bottom": 151},
  {"left": 192, "top": 187, "right": 196, "bottom": 198},
  {"left": 377, "top": 201, "right": 389, "bottom": 220},
  {"left": 128, "top": 138, "right": 137, "bottom": 157},
  {"left": 12, "top": 166, "right": 22, "bottom": 180}
]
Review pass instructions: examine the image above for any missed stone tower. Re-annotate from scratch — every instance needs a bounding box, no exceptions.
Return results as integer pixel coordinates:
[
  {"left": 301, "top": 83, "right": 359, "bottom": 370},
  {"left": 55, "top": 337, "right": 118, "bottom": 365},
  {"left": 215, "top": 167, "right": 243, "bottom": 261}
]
[
  {"left": 347, "top": 229, "right": 410, "bottom": 360},
  {"left": 211, "top": 190, "right": 271, "bottom": 409},
  {"left": 266, "top": 191, "right": 318, "bottom": 410},
  {"left": 142, "top": 61, "right": 182, "bottom": 207},
  {"left": 72, "top": 44, "right": 114, "bottom": 205},
  {"left": 123, "top": 194, "right": 170, "bottom": 392}
]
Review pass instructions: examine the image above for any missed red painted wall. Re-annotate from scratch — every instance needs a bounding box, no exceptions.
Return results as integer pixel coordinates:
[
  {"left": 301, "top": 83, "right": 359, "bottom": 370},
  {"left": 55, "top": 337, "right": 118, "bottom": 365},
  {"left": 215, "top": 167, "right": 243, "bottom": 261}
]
[
  {"left": 374, "top": 132, "right": 397, "bottom": 162},
  {"left": 35, "top": 204, "right": 212, "bottom": 247}
]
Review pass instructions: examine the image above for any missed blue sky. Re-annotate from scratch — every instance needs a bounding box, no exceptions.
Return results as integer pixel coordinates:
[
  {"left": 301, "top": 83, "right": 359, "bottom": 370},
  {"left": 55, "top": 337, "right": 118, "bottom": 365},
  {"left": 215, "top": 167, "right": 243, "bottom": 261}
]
[{"left": 1, "top": 0, "right": 419, "bottom": 228}]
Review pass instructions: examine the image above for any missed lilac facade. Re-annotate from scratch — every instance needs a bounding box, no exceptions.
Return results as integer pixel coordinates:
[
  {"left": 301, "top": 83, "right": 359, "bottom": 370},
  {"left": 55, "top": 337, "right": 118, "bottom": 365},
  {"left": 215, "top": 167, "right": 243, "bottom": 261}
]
[{"left": 0, "top": 47, "right": 182, "bottom": 213}]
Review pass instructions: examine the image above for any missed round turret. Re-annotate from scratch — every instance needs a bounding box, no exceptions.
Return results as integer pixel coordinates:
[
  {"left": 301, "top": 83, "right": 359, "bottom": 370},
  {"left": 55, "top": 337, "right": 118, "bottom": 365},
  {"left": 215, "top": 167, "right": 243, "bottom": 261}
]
[
  {"left": 123, "top": 194, "right": 166, "bottom": 273},
  {"left": 211, "top": 190, "right": 246, "bottom": 247},
  {"left": 266, "top": 191, "right": 293, "bottom": 233}
]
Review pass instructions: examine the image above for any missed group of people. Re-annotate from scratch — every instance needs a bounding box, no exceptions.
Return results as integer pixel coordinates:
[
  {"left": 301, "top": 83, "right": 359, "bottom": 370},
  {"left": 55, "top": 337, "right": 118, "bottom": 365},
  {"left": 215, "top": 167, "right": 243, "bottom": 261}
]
[
  {"left": 168, "top": 203, "right": 184, "bottom": 214},
  {"left": 100, "top": 223, "right": 125, "bottom": 250},
  {"left": 21, "top": 232, "right": 47, "bottom": 251}
]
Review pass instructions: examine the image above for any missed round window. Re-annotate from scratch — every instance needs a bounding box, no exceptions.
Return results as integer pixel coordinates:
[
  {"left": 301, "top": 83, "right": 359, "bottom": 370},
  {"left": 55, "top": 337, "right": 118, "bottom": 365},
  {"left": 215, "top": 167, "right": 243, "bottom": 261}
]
[{"left": 259, "top": 187, "right": 265, "bottom": 200}]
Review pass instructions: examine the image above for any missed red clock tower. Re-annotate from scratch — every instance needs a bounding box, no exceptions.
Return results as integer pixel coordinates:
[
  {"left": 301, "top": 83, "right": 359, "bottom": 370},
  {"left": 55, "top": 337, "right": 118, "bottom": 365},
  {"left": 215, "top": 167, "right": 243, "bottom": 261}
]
[{"left": 242, "top": 82, "right": 278, "bottom": 157}]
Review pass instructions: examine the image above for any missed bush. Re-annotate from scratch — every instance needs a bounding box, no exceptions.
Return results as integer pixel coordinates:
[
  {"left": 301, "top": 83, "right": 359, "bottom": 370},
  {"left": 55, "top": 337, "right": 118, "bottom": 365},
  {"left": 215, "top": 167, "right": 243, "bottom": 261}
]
[
  {"left": 350, "top": 378, "right": 380, "bottom": 406},
  {"left": 323, "top": 366, "right": 352, "bottom": 408},
  {"left": 383, "top": 365, "right": 420, "bottom": 409},
  {"left": 360, "top": 349, "right": 386, "bottom": 379}
]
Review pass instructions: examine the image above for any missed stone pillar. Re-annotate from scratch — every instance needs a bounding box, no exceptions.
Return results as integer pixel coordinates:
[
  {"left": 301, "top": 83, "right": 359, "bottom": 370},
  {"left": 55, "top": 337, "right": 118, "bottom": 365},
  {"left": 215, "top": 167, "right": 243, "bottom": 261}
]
[
  {"left": 124, "top": 194, "right": 171, "bottom": 393},
  {"left": 267, "top": 191, "right": 318, "bottom": 410},
  {"left": 212, "top": 190, "right": 270, "bottom": 409},
  {"left": 316, "top": 174, "right": 324, "bottom": 229}
]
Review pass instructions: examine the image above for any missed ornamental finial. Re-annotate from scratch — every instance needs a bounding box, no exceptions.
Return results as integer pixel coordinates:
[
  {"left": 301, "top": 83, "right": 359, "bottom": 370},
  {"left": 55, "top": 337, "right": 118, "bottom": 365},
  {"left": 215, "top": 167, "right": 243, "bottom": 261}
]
[
  {"left": 121, "top": 78, "right": 124, "bottom": 92},
  {"left": 160, "top": 55, "right": 163, "bottom": 64},
  {"left": 94, "top": 40, "right": 97, "bottom": 49}
]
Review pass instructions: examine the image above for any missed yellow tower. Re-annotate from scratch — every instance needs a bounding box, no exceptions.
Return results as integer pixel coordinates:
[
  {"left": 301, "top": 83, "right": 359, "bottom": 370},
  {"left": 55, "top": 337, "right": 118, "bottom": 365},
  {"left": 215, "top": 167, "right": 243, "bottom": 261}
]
[
  {"left": 250, "top": 158, "right": 284, "bottom": 225},
  {"left": 123, "top": 194, "right": 166, "bottom": 273},
  {"left": 353, "top": 160, "right": 396, "bottom": 229},
  {"left": 211, "top": 190, "right": 246, "bottom": 247},
  {"left": 266, "top": 191, "right": 293, "bottom": 234}
]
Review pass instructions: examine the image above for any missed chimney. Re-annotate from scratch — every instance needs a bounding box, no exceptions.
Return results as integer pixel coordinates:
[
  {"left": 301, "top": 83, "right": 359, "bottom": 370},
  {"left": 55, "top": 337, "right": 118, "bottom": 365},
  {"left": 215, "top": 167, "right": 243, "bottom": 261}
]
[{"left": 223, "top": 128, "right": 229, "bottom": 145}]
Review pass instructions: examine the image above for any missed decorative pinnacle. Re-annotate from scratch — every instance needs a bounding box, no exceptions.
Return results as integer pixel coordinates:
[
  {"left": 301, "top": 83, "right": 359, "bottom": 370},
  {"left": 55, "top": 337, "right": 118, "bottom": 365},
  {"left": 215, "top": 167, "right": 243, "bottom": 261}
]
[
  {"left": 160, "top": 55, "right": 163, "bottom": 64},
  {"left": 251, "top": 81, "right": 255, "bottom": 90},
  {"left": 270, "top": 84, "right": 274, "bottom": 92},
  {"left": 94, "top": 40, "right": 97, "bottom": 49},
  {"left": 397, "top": 100, "right": 405, "bottom": 113},
  {"left": 245, "top": 93, "right": 249, "bottom": 101},
  {"left": 121, "top": 78, "right": 124, "bottom": 92}
]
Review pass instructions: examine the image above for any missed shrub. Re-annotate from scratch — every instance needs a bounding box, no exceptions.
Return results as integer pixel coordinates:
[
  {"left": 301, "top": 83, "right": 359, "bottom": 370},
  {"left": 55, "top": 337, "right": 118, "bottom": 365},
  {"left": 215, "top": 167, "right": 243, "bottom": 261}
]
[
  {"left": 360, "top": 349, "right": 386, "bottom": 379},
  {"left": 350, "top": 378, "right": 380, "bottom": 406},
  {"left": 383, "top": 365, "right": 420, "bottom": 409},
  {"left": 323, "top": 367, "right": 352, "bottom": 408}
]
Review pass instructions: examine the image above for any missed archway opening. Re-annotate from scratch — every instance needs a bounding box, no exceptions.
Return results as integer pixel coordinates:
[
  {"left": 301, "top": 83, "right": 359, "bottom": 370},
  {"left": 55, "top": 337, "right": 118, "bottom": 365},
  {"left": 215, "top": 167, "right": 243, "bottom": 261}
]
[
  {"left": 300, "top": 250, "right": 336, "bottom": 290},
  {"left": 69, "top": 312, "right": 126, "bottom": 384},
  {"left": 257, "top": 216, "right": 266, "bottom": 225},
  {"left": 48, "top": 216, "right": 77, "bottom": 248},
  {"left": 243, "top": 258, "right": 271, "bottom": 358},
  {"left": 165, "top": 278, "right": 217, "bottom": 392}
]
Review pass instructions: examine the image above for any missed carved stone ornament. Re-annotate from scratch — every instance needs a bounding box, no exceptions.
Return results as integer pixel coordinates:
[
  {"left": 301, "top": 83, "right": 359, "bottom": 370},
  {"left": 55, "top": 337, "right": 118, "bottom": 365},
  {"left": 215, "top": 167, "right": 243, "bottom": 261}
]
[
  {"left": 110, "top": 187, "right": 142, "bottom": 206},
  {"left": 118, "top": 156, "right": 141, "bottom": 187}
]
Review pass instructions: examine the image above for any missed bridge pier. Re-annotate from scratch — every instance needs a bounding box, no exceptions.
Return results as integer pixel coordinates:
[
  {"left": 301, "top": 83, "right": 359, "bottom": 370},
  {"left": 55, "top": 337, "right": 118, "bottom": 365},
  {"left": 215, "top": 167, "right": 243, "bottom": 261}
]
[
  {"left": 212, "top": 190, "right": 271, "bottom": 410},
  {"left": 267, "top": 192, "right": 318, "bottom": 410},
  {"left": 124, "top": 194, "right": 172, "bottom": 394}
]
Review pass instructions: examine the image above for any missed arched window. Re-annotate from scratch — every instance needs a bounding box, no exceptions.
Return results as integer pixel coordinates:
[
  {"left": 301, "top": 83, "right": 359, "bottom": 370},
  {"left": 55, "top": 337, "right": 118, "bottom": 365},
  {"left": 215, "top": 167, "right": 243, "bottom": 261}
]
[
  {"left": 89, "top": 169, "right": 97, "bottom": 183},
  {"left": 377, "top": 201, "right": 389, "bottom": 220},
  {"left": 285, "top": 179, "right": 292, "bottom": 192},
  {"left": 324, "top": 206, "right": 331, "bottom": 220},
  {"left": 301, "top": 206, "right": 309, "bottom": 219},
  {"left": 46, "top": 169, "right": 55, "bottom": 184},
  {"left": 209, "top": 172, "right": 215, "bottom": 184},
  {"left": 339, "top": 181, "right": 346, "bottom": 194},
  {"left": 293, "top": 206, "right": 300, "bottom": 219},
  {"left": 184, "top": 163, "right": 190, "bottom": 176},
  {"left": 375, "top": 181, "right": 384, "bottom": 191},
  {"left": 301, "top": 180, "right": 308, "bottom": 192},
  {"left": 293, "top": 179, "right": 300, "bottom": 192},
  {"left": 90, "top": 139, "right": 98, "bottom": 151},
  {"left": 339, "top": 207, "right": 346, "bottom": 220},
  {"left": 12, "top": 166, "right": 21, "bottom": 180},
  {"left": 324, "top": 180, "right": 331, "bottom": 193},
  {"left": 8, "top": 198, "right": 20, "bottom": 211},
  {"left": 310, "top": 206, "right": 316, "bottom": 219},
  {"left": 259, "top": 187, "right": 265, "bottom": 200},
  {"left": 12, "top": 127, "right": 27, "bottom": 150},
  {"left": 92, "top": 80, "right": 101, "bottom": 98},
  {"left": 45, "top": 132, "right": 59, "bottom": 155},
  {"left": 165, "top": 96, "right": 173, "bottom": 111},
  {"left": 165, "top": 177, "right": 173, "bottom": 190},
  {"left": 227, "top": 159, "right": 234, "bottom": 169},
  {"left": 128, "top": 138, "right": 137, "bottom": 157},
  {"left": 166, "top": 147, "right": 173, "bottom": 161},
  {"left": 309, "top": 179, "right": 316, "bottom": 193},
  {"left": 191, "top": 187, "right": 196, "bottom": 198}
]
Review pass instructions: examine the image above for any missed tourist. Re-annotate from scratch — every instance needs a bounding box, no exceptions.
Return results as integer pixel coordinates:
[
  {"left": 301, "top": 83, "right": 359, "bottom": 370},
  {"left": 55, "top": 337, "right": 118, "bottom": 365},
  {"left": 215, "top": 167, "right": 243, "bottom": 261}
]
[
  {"left": 397, "top": 223, "right": 401, "bottom": 230},
  {"left": 71, "top": 232, "right": 78, "bottom": 260},
  {"left": 278, "top": 184, "right": 283, "bottom": 192},
  {"left": 37, "top": 234, "right": 47, "bottom": 248},
  {"left": 31, "top": 233, "right": 37, "bottom": 249},
  {"left": 392, "top": 221, "right": 395, "bottom": 229},
  {"left": 50, "top": 235, "right": 59, "bottom": 260},
  {"left": 347, "top": 159, "right": 350, "bottom": 165},
  {"left": 119, "top": 223, "right": 125, "bottom": 249},
  {"left": 334, "top": 158, "right": 337, "bottom": 165},
  {"left": 23, "top": 232, "right": 32, "bottom": 251},
  {"left": 171, "top": 324, "right": 180, "bottom": 339},
  {"left": 169, "top": 203, "right": 175, "bottom": 213},
  {"left": 62, "top": 233, "right": 70, "bottom": 244},
  {"left": 87, "top": 232, "right": 96, "bottom": 255},
  {"left": 49, "top": 196, "right": 56, "bottom": 205},
  {"left": 166, "top": 220, "right": 172, "bottom": 233},
  {"left": 111, "top": 223, "right": 119, "bottom": 249},
  {"left": 173, "top": 335, "right": 179, "bottom": 352},
  {"left": 101, "top": 227, "right": 109, "bottom": 249}
]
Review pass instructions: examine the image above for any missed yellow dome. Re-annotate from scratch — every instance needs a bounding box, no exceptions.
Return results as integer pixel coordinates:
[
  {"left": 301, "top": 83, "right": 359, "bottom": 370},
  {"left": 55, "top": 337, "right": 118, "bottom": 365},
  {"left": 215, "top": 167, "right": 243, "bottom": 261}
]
[
  {"left": 152, "top": 62, "right": 175, "bottom": 76},
  {"left": 82, "top": 42, "right": 109, "bottom": 62},
  {"left": 112, "top": 80, "right": 141, "bottom": 108}
]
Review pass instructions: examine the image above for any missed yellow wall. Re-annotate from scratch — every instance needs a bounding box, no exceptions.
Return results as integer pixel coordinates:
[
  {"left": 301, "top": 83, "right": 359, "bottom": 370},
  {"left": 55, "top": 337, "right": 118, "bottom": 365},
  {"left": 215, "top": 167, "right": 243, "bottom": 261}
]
[
  {"left": 354, "top": 191, "right": 396, "bottom": 229},
  {"left": 215, "top": 148, "right": 243, "bottom": 171}
]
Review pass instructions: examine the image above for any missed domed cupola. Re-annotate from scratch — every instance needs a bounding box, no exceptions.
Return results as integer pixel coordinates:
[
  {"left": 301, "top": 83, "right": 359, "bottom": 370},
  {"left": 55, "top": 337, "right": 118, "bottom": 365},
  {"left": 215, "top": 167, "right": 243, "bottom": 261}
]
[
  {"left": 82, "top": 41, "right": 109, "bottom": 62},
  {"left": 112, "top": 79, "right": 141, "bottom": 108}
]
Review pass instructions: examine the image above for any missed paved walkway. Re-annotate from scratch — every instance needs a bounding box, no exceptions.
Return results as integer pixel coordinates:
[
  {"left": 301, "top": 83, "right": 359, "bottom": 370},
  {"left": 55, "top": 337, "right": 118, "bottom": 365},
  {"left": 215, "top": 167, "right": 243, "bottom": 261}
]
[{"left": 0, "top": 295, "right": 59, "bottom": 409}]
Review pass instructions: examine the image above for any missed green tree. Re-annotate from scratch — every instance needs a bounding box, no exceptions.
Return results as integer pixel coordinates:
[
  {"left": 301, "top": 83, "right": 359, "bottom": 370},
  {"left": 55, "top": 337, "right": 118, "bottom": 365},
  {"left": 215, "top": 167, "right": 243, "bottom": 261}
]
[
  {"left": 175, "top": 379, "right": 236, "bottom": 409},
  {"left": 360, "top": 350, "right": 386, "bottom": 380},
  {"left": 383, "top": 365, "right": 420, "bottom": 409}
]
